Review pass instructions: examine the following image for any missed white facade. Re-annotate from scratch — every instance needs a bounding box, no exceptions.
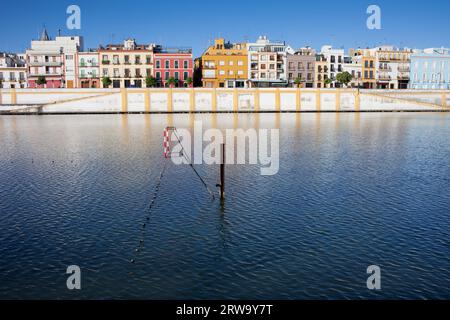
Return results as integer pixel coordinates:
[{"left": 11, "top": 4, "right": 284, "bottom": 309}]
[
  {"left": 373, "top": 45, "right": 412, "bottom": 89},
  {"left": 77, "top": 52, "right": 100, "bottom": 88},
  {"left": 26, "top": 30, "right": 83, "bottom": 88},
  {"left": 320, "top": 45, "right": 345, "bottom": 88},
  {"left": 247, "top": 36, "right": 294, "bottom": 87},
  {"left": 0, "top": 53, "right": 27, "bottom": 89},
  {"left": 342, "top": 55, "right": 362, "bottom": 88}
]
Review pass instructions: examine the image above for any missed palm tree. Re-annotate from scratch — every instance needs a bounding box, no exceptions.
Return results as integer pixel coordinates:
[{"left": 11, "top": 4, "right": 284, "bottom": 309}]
[
  {"left": 184, "top": 77, "right": 193, "bottom": 88},
  {"left": 166, "top": 77, "right": 178, "bottom": 88},
  {"left": 294, "top": 77, "right": 302, "bottom": 88}
]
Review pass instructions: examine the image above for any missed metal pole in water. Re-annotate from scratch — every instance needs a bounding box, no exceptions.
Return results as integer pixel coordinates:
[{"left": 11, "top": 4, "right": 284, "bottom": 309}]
[{"left": 220, "top": 143, "right": 225, "bottom": 201}]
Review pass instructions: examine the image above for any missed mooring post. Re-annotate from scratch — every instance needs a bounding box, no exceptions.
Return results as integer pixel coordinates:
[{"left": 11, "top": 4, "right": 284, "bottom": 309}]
[{"left": 220, "top": 143, "right": 225, "bottom": 201}]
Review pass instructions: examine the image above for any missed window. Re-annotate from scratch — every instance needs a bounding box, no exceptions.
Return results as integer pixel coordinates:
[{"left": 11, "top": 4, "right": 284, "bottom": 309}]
[
  {"left": 174, "top": 60, "right": 179, "bottom": 69},
  {"left": 229, "top": 61, "right": 234, "bottom": 66},
  {"left": 183, "top": 72, "right": 188, "bottom": 80},
  {"left": 184, "top": 60, "right": 188, "bottom": 68},
  {"left": 156, "top": 72, "right": 161, "bottom": 79},
  {"left": 156, "top": 60, "right": 161, "bottom": 68},
  {"left": 146, "top": 56, "right": 151, "bottom": 64},
  {"left": 165, "top": 60, "right": 170, "bottom": 68},
  {"left": 229, "top": 70, "right": 234, "bottom": 75},
  {"left": 237, "top": 70, "right": 244, "bottom": 76},
  {"left": 103, "top": 69, "right": 108, "bottom": 76},
  {"left": 219, "top": 70, "right": 225, "bottom": 75},
  {"left": 174, "top": 72, "right": 179, "bottom": 79},
  {"left": 238, "top": 61, "right": 244, "bottom": 66},
  {"left": 165, "top": 72, "right": 170, "bottom": 80},
  {"left": 66, "top": 55, "right": 73, "bottom": 60}
]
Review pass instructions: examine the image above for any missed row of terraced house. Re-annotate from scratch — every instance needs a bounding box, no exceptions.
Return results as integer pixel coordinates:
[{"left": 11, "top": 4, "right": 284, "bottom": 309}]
[{"left": 0, "top": 30, "right": 449, "bottom": 90}]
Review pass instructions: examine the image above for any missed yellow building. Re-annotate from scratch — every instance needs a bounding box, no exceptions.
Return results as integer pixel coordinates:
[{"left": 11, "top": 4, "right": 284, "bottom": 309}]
[
  {"left": 359, "top": 49, "right": 376, "bottom": 89},
  {"left": 201, "top": 38, "right": 248, "bottom": 88}
]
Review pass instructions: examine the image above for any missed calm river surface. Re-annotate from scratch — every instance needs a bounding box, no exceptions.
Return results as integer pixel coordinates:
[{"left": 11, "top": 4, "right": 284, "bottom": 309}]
[{"left": 0, "top": 113, "right": 449, "bottom": 300}]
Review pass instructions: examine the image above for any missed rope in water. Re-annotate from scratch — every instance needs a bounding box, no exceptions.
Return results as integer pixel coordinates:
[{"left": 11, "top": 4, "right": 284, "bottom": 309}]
[
  {"left": 129, "top": 160, "right": 168, "bottom": 266},
  {"left": 172, "top": 129, "right": 216, "bottom": 201},
  {"left": 129, "top": 129, "right": 216, "bottom": 268}
]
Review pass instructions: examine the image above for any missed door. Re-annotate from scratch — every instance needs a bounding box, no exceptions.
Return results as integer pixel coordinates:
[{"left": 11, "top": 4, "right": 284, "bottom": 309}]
[{"left": 66, "top": 80, "right": 74, "bottom": 88}]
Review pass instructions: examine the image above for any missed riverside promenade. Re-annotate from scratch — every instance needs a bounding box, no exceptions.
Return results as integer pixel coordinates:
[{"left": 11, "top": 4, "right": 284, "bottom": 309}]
[{"left": 0, "top": 88, "right": 448, "bottom": 114}]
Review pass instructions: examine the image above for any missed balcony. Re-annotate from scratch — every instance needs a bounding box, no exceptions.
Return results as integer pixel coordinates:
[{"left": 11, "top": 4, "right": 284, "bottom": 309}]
[
  {"left": 102, "top": 60, "right": 110, "bottom": 65},
  {"left": 378, "top": 75, "right": 391, "bottom": 81}
]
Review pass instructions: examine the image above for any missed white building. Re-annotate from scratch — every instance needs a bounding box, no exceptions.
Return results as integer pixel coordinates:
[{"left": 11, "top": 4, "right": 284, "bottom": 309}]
[
  {"left": 26, "top": 29, "right": 83, "bottom": 88},
  {"left": 342, "top": 52, "right": 362, "bottom": 88},
  {"left": 320, "top": 45, "right": 345, "bottom": 88},
  {"left": 372, "top": 45, "right": 412, "bottom": 89},
  {"left": 0, "top": 53, "right": 27, "bottom": 89},
  {"left": 247, "top": 36, "right": 295, "bottom": 87}
]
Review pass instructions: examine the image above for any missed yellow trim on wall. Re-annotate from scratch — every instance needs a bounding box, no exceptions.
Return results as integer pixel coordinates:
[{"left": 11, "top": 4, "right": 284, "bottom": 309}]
[
  {"left": 275, "top": 89, "right": 281, "bottom": 112},
  {"left": 233, "top": 89, "right": 238, "bottom": 112},
  {"left": 316, "top": 89, "right": 321, "bottom": 111},
  {"left": 355, "top": 91, "right": 361, "bottom": 110},
  {"left": 11, "top": 88, "right": 17, "bottom": 105},
  {"left": 296, "top": 89, "right": 301, "bottom": 112},
  {"left": 144, "top": 89, "right": 150, "bottom": 112},
  {"left": 121, "top": 88, "right": 128, "bottom": 112},
  {"left": 168, "top": 89, "right": 173, "bottom": 112},
  {"left": 335, "top": 90, "right": 341, "bottom": 111},
  {"left": 190, "top": 89, "right": 195, "bottom": 112},
  {"left": 254, "top": 91, "right": 260, "bottom": 112},
  {"left": 212, "top": 89, "right": 217, "bottom": 112}
]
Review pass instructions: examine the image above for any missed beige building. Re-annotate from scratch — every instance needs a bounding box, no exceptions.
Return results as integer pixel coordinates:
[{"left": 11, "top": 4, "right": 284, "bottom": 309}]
[
  {"left": 315, "top": 54, "right": 327, "bottom": 88},
  {"left": 99, "top": 39, "right": 154, "bottom": 88}
]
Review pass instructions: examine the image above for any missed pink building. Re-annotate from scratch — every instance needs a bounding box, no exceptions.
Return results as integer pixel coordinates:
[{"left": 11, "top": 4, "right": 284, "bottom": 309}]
[{"left": 153, "top": 46, "right": 193, "bottom": 87}]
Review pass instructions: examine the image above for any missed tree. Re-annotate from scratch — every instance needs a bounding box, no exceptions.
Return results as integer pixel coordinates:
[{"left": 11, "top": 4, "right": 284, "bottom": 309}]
[
  {"left": 166, "top": 77, "right": 179, "bottom": 88},
  {"left": 294, "top": 77, "right": 302, "bottom": 88},
  {"left": 336, "top": 72, "right": 353, "bottom": 88},
  {"left": 184, "top": 77, "right": 193, "bottom": 88},
  {"left": 324, "top": 78, "right": 333, "bottom": 88},
  {"left": 102, "top": 77, "right": 112, "bottom": 88},
  {"left": 36, "top": 76, "right": 47, "bottom": 87},
  {"left": 145, "top": 76, "right": 157, "bottom": 88}
]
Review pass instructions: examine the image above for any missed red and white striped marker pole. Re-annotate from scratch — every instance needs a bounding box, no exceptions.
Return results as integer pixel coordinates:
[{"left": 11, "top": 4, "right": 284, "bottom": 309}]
[{"left": 163, "top": 128, "right": 170, "bottom": 159}]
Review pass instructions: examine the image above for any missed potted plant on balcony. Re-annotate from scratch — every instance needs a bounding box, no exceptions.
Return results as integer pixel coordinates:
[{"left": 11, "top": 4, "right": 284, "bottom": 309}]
[
  {"left": 167, "top": 77, "right": 178, "bottom": 88},
  {"left": 145, "top": 76, "right": 157, "bottom": 88},
  {"left": 36, "top": 76, "right": 47, "bottom": 88},
  {"left": 184, "top": 77, "right": 193, "bottom": 88},
  {"left": 102, "top": 76, "right": 112, "bottom": 88}
]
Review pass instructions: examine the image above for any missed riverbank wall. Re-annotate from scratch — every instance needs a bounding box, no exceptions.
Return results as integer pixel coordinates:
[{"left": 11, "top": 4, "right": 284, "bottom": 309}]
[{"left": 0, "top": 88, "right": 449, "bottom": 114}]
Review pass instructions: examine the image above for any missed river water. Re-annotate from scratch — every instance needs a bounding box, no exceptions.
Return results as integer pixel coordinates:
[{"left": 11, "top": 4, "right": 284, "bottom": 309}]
[{"left": 0, "top": 113, "right": 449, "bottom": 299}]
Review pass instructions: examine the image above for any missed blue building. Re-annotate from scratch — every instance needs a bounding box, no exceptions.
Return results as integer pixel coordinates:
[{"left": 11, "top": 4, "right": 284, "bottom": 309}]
[{"left": 410, "top": 48, "right": 450, "bottom": 89}]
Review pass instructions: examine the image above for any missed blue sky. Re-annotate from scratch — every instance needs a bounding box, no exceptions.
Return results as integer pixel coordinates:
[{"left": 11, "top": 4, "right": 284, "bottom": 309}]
[{"left": 1, "top": 0, "right": 449, "bottom": 57}]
